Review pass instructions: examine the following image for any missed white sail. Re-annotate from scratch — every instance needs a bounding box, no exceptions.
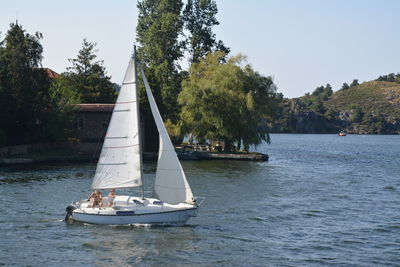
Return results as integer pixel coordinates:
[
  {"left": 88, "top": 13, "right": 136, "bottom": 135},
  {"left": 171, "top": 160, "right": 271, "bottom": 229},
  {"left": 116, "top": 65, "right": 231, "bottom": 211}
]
[
  {"left": 91, "top": 57, "right": 142, "bottom": 190},
  {"left": 140, "top": 66, "right": 194, "bottom": 204}
]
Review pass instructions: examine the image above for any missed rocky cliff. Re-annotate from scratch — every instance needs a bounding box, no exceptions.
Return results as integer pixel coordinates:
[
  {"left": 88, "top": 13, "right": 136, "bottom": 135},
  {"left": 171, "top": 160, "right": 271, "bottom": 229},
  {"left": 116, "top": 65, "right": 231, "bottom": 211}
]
[{"left": 270, "top": 80, "right": 400, "bottom": 134}]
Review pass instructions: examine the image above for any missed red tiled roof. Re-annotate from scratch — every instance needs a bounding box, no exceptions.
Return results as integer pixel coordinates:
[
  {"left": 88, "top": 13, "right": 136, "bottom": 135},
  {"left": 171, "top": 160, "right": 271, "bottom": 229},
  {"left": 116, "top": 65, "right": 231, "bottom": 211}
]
[
  {"left": 75, "top": 104, "right": 115, "bottom": 112},
  {"left": 41, "top": 68, "right": 60, "bottom": 78}
]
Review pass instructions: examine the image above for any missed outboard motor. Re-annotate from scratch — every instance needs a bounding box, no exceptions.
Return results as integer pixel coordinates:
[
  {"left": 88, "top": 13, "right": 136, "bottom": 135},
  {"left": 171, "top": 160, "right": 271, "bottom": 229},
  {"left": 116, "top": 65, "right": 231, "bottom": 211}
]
[{"left": 65, "top": 205, "right": 76, "bottom": 221}]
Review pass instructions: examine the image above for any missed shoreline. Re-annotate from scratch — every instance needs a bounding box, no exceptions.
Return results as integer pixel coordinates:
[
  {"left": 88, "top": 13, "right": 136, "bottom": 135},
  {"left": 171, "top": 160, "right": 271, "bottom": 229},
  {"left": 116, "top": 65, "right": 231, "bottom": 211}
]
[{"left": 0, "top": 151, "right": 268, "bottom": 166}]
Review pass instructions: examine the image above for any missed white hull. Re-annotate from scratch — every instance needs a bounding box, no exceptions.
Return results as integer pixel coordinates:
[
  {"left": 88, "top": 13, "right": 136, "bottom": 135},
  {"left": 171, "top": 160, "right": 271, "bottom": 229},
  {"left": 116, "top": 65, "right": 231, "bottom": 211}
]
[
  {"left": 68, "top": 196, "right": 199, "bottom": 225},
  {"left": 72, "top": 207, "right": 198, "bottom": 225}
]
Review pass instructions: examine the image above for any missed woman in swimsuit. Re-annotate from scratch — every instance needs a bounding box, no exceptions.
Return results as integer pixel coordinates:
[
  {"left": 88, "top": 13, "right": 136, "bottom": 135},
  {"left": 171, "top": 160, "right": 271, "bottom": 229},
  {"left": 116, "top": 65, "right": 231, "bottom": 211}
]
[{"left": 87, "top": 190, "right": 102, "bottom": 208}]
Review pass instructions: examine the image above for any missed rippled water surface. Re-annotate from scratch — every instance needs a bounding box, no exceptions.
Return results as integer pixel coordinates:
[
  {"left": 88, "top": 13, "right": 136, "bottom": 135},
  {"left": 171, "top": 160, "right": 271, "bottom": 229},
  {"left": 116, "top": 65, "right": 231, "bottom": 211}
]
[{"left": 1, "top": 134, "right": 400, "bottom": 266}]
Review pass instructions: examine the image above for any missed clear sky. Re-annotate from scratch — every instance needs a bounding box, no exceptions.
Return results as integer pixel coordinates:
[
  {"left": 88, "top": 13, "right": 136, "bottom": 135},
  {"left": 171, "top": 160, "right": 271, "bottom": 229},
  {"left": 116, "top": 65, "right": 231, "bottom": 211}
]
[{"left": 1, "top": 0, "right": 399, "bottom": 98}]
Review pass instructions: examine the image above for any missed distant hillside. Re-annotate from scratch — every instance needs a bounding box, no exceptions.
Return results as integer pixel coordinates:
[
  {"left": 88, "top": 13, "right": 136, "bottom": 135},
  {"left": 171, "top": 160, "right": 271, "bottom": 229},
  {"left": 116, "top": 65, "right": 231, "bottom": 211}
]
[
  {"left": 326, "top": 81, "right": 400, "bottom": 133},
  {"left": 327, "top": 81, "right": 400, "bottom": 117},
  {"left": 270, "top": 80, "right": 400, "bottom": 134}
]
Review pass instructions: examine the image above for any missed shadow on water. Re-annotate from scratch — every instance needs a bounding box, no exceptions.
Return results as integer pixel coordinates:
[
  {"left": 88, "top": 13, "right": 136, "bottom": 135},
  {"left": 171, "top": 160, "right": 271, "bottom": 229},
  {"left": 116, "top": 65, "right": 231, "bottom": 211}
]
[
  {"left": 0, "top": 168, "right": 94, "bottom": 185},
  {"left": 0, "top": 161, "right": 161, "bottom": 185},
  {"left": 183, "top": 160, "right": 271, "bottom": 178},
  {"left": 0, "top": 163, "right": 97, "bottom": 185}
]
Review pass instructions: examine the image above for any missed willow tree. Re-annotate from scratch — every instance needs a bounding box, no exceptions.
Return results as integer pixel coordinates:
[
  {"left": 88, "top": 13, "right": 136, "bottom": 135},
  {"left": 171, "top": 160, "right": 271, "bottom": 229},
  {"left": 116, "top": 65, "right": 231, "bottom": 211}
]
[{"left": 179, "top": 52, "right": 277, "bottom": 152}]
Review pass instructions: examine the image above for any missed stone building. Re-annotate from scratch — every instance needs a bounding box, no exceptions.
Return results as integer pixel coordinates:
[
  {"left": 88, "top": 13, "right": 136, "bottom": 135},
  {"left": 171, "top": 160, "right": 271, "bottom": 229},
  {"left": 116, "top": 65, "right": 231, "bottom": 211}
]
[{"left": 75, "top": 104, "right": 114, "bottom": 142}]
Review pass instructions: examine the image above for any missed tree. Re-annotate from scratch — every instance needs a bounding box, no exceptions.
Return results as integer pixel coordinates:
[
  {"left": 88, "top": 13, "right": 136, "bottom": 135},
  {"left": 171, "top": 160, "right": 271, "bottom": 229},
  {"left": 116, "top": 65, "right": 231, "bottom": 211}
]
[
  {"left": 376, "top": 73, "right": 400, "bottom": 84},
  {"left": 324, "top": 83, "right": 333, "bottom": 95},
  {"left": 136, "top": 0, "right": 184, "bottom": 118},
  {"left": 309, "top": 99, "right": 325, "bottom": 114},
  {"left": 352, "top": 106, "right": 364, "bottom": 123},
  {"left": 322, "top": 83, "right": 333, "bottom": 100},
  {"left": 45, "top": 75, "right": 80, "bottom": 140},
  {"left": 350, "top": 79, "right": 359, "bottom": 87},
  {"left": 341, "top": 82, "right": 350, "bottom": 90},
  {"left": 311, "top": 86, "right": 324, "bottom": 96},
  {"left": 179, "top": 52, "right": 277, "bottom": 151},
  {"left": 0, "top": 23, "right": 51, "bottom": 144},
  {"left": 65, "top": 39, "right": 117, "bottom": 103},
  {"left": 0, "top": 23, "right": 87, "bottom": 144},
  {"left": 136, "top": 0, "right": 186, "bottom": 149},
  {"left": 324, "top": 108, "right": 336, "bottom": 121},
  {"left": 183, "top": 0, "right": 230, "bottom": 63}
]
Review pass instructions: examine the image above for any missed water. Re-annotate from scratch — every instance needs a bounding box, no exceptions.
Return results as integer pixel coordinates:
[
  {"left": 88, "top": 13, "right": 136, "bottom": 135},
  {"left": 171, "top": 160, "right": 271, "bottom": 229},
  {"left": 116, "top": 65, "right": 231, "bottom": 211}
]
[{"left": 1, "top": 134, "right": 400, "bottom": 266}]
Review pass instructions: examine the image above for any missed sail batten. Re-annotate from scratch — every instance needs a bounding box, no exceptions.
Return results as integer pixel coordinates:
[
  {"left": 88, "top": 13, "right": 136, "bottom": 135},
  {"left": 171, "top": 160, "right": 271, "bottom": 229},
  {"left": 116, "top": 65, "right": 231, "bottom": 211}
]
[{"left": 102, "top": 147, "right": 137, "bottom": 149}]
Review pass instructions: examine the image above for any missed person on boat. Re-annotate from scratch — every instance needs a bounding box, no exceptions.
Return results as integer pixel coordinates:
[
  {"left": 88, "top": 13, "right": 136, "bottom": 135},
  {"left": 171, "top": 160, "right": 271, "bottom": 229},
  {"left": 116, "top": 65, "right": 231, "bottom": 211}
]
[
  {"left": 87, "top": 190, "right": 102, "bottom": 208},
  {"left": 105, "top": 189, "right": 117, "bottom": 207}
]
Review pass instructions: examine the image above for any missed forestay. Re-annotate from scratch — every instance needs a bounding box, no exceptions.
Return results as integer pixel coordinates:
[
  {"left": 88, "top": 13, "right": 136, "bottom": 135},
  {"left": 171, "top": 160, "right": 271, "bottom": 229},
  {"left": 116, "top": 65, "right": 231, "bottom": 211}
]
[
  {"left": 91, "top": 57, "right": 142, "bottom": 189},
  {"left": 140, "top": 66, "right": 194, "bottom": 204}
]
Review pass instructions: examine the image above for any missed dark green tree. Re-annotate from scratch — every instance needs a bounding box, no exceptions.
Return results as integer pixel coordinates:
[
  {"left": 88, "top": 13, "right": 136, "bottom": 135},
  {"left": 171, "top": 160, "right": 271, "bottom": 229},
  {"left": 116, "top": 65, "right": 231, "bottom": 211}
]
[
  {"left": 376, "top": 73, "right": 400, "bottom": 84},
  {"left": 350, "top": 79, "right": 359, "bottom": 87},
  {"left": 45, "top": 75, "right": 80, "bottom": 140},
  {"left": 341, "top": 82, "right": 350, "bottom": 90},
  {"left": 309, "top": 99, "right": 325, "bottom": 114},
  {"left": 183, "top": 0, "right": 230, "bottom": 63},
  {"left": 387, "top": 73, "right": 395, "bottom": 82},
  {"left": 311, "top": 85, "right": 324, "bottom": 96},
  {"left": 0, "top": 23, "right": 52, "bottom": 144},
  {"left": 322, "top": 83, "right": 333, "bottom": 100},
  {"left": 136, "top": 0, "right": 184, "bottom": 117},
  {"left": 65, "top": 39, "right": 117, "bottom": 103},
  {"left": 136, "top": 0, "right": 186, "bottom": 149},
  {"left": 324, "top": 83, "right": 333, "bottom": 95},
  {"left": 352, "top": 106, "right": 364, "bottom": 123}
]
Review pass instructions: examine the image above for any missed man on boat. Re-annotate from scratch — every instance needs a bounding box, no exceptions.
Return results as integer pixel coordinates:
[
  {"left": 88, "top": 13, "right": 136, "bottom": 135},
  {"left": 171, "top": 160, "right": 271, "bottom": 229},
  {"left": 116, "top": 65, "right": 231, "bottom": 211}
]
[{"left": 87, "top": 190, "right": 102, "bottom": 208}]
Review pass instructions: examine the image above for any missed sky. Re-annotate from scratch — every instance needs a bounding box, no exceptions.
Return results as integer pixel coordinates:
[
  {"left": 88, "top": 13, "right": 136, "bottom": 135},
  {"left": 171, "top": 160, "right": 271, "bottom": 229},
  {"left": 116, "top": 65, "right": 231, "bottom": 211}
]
[{"left": 1, "top": 0, "right": 399, "bottom": 98}]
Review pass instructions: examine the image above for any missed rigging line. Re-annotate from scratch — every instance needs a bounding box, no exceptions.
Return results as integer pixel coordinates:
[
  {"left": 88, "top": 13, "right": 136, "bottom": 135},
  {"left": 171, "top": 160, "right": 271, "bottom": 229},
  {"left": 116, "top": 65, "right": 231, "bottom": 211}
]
[{"left": 103, "top": 144, "right": 139, "bottom": 149}]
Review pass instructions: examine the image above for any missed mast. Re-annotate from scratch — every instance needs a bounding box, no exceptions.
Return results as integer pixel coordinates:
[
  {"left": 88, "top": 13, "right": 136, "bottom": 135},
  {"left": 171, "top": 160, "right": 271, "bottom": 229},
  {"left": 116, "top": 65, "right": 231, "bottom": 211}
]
[{"left": 134, "top": 45, "right": 145, "bottom": 199}]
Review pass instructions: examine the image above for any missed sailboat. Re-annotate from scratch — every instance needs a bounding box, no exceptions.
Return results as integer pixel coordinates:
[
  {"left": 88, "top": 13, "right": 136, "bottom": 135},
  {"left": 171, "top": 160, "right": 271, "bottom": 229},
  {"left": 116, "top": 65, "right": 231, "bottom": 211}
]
[{"left": 65, "top": 49, "right": 200, "bottom": 225}]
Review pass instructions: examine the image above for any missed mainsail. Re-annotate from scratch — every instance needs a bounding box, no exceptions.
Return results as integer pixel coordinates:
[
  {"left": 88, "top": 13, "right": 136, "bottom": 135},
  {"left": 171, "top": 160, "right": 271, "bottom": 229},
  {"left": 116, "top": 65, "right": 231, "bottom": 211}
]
[
  {"left": 91, "top": 56, "right": 142, "bottom": 189},
  {"left": 140, "top": 66, "right": 194, "bottom": 204}
]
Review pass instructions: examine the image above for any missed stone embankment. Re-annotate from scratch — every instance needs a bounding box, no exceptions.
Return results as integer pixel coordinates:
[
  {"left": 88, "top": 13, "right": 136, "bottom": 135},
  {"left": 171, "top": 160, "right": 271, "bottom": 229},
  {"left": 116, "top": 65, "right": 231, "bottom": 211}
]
[
  {"left": 144, "top": 151, "right": 268, "bottom": 161},
  {"left": 0, "top": 143, "right": 269, "bottom": 166},
  {"left": 179, "top": 151, "right": 268, "bottom": 161}
]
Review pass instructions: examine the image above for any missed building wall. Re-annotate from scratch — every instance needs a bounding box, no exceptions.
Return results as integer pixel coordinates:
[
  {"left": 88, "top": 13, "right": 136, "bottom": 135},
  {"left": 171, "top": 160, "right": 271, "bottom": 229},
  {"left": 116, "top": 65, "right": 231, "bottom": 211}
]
[
  {"left": 76, "top": 112, "right": 111, "bottom": 142},
  {"left": 74, "top": 104, "right": 147, "bottom": 150}
]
